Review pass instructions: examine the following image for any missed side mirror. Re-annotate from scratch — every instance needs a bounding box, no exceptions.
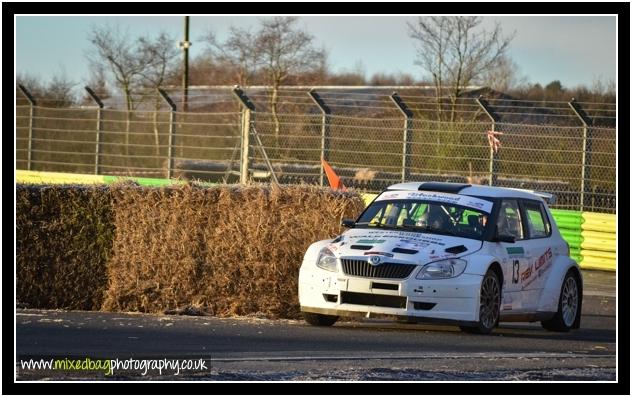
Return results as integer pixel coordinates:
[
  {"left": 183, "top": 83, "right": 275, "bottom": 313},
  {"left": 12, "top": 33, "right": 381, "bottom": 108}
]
[
  {"left": 495, "top": 234, "right": 516, "bottom": 243},
  {"left": 341, "top": 219, "right": 356, "bottom": 228}
]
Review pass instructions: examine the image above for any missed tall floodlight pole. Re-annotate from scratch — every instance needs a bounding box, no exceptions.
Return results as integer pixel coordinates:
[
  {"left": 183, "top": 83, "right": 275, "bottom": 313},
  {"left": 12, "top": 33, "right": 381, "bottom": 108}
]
[{"left": 180, "top": 16, "right": 191, "bottom": 112}]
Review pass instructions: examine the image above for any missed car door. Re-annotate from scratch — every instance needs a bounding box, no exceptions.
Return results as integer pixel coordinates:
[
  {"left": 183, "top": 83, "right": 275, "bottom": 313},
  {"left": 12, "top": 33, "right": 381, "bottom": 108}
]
[
  {"left": 515, "top": 199, "right": 555, "bottom": 311},
  {"left": 493, "top": 199, "right": 530, "bottom": 312}
]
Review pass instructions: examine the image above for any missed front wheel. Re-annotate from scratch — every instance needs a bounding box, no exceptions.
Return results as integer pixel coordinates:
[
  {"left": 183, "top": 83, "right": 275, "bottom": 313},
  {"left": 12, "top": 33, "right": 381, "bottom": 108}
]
[
  {"left": 460, "top": 269, "right": 500, "bottom": 334},
  {"left": 541, "top": 271, "right": 581, "bottom": 332},
  {"left": 302, "top": 312, "right": 339, "bottom": 326}
]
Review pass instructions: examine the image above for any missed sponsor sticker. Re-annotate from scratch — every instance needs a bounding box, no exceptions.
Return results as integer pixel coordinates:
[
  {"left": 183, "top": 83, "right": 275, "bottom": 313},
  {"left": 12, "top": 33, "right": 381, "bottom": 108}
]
[
  {"left": 396, "top": 239, "right": 427, "bottom": 250},
  {"left": 380, "top": 192, "right": 400, "bottom": 200},
  {"left": 506, "top": 247, "right": 525, "bottom": 257},
  {"left": 375, "top": 191, "right": 493, "bottom": 213},
  {"left": 351, "top": 231, "right": 448, "bottom": 246},
  {"left": 521, "top": 248, "right": 553, "bottom": 290},
  {"left": 356, "top": 239, "right": 386, "bottom": 244}
]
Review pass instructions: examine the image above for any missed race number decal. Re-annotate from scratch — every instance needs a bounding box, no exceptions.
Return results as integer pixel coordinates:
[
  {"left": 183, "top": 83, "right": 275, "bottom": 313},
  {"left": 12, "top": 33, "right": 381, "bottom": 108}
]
[{"left": 512, "top": 260, "right": 520, "bottom": 284}]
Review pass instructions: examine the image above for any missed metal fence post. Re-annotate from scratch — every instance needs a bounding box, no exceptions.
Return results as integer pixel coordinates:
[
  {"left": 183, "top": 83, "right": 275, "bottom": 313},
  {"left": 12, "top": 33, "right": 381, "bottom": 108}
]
[
  {"left": 18, "top": 84, "right": 36, "bottom": 171},
  {"left": 158, "top": 88, "right": 177, "bottom": 179},
  {"left": 85, "top": 86, "right": 104, "bottom": 175},
  {"left": 476, "top": 96, "right": 499, "bottom": 186},
  {"left": 307, "top": 89, "right": 331, "bottom": 186},
  {"left": 568, "top": 98, "right": 593, "bottom": 212},
  {"left": 232, "top": 86, "right": 256, "bottom": 184},
  {"left": 389, "top": 92, "right": 413, "bottom": 182}
]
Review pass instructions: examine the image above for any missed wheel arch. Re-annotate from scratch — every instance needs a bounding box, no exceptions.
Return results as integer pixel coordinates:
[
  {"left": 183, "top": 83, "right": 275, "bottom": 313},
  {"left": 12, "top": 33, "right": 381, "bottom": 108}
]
[
  {"left": 469, "top": 260, "right": 503, "bottom": 332},
  {"left": 487, "top": 261, "right": 504, "bottom": 323},
  {"left": 487, "top": 261, "right": 504, "bottom": 286},
  {"left": 537, "top": 257, "right": 583, "bottom": 314},
  {"left": 464, "top": 255, "right": 504, "bottom": 283}
]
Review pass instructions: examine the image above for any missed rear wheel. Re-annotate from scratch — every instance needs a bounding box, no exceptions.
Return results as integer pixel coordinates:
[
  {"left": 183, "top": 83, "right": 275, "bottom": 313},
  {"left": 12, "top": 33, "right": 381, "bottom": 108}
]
[
  {"left": 302, "top": 312, "right": 339, "bottom": 326},
  {"left": 541, "top": 271, "right": 581, "bottom": 332},
  {"left": 460, "top": 269, "right": 500, "bottom": 334}
]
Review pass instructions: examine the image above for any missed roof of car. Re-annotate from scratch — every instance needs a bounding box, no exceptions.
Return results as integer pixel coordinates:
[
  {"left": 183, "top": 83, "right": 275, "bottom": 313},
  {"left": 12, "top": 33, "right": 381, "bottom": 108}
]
[{"left": 386, "top": 182, "right": 550, "bottom": 201}]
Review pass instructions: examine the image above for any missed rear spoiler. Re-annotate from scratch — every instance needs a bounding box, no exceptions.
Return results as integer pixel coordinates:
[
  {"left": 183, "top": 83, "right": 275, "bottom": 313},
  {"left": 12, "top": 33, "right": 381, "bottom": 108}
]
[{"left": 509, "top": 188, "right": 557, "bottom": 204}]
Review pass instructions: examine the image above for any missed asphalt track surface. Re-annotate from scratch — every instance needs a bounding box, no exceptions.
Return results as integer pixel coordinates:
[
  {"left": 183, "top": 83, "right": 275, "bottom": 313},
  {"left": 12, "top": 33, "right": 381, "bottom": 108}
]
[{"left": 16, "top": 272, "right": 616, "bottom": 381}]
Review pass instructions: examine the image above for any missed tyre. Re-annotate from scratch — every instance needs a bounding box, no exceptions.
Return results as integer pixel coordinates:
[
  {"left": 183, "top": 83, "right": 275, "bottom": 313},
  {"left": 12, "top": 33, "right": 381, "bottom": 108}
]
[
  {"left": 302, "top": 312, "right": 339, "bottom": 326},
  {"left": 541, "top": 271, "right": 581, "bottom": 332},
  {"left": 460, "top": 269, "right": 501, "bottom": 334}
]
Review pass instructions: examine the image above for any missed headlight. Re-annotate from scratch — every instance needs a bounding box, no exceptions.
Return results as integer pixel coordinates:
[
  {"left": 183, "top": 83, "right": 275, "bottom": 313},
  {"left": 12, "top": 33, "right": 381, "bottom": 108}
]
[
  {"left": 316, "top": 247, "right": 338, "bottom": 272},
  {"left": 416, "top": 258, "right": 467, "bottom": 279}
]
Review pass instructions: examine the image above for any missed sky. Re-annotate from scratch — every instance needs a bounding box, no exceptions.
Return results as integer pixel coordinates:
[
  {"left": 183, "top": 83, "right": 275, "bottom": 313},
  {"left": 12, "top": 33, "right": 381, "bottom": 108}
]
[{"left": 15, "top": 15, "right": 617, "bottom": 89}]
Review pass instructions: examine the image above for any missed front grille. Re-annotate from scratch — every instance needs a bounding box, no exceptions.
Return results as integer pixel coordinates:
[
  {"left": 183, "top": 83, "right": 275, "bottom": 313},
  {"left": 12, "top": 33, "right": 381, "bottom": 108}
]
[
  {"left": 341, "top": 259, "right": 416, "bottom": 279},
  {"left": 341, "top": 291, "right": 407, "bottom": 309}
]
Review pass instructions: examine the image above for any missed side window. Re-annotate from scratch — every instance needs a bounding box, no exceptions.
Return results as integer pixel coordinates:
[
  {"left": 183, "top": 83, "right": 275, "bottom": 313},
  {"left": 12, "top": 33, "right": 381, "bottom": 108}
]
[
  {"left": 496, "top": 199, "right": 524, "bottom": 240},
  {"left": 523, "top": 201, "right": 551, "bottom": 238}
]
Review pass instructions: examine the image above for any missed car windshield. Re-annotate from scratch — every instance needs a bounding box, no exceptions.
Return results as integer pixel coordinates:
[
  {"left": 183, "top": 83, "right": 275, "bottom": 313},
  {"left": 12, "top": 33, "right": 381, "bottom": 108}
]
[{"left": 356, "top": 199, "right": 491, "bottom": 240}]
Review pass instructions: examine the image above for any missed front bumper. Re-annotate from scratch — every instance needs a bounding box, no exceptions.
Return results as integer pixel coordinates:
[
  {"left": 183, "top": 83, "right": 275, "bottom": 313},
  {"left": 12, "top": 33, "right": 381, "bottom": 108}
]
[{"left": 298, "top": 266, "right": 483, "bottom": 323}]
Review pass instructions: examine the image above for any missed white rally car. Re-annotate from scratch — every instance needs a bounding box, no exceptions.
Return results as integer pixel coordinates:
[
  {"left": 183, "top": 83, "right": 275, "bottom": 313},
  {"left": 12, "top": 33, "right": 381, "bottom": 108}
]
[{"left": 298, "top": 182, "right": 582, "bottom": 334}]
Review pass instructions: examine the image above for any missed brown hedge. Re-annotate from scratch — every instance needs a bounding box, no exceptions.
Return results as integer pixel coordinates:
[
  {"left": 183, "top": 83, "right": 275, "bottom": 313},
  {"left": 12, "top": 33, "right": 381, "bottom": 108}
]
[
  {"left": 16, "top": 184, "right": 364, "bottom": 318},
  {"left": 102, "top": 184, "right": 364, "bottom": 318},
  {"left": 16, "top": 185, "right": 114, "bottom": 310}
]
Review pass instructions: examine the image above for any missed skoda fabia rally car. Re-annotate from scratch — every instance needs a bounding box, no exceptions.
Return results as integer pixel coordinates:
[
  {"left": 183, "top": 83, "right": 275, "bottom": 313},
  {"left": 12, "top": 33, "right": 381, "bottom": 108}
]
[{"left": 298, "top": 182, "right": 582, "bottom": 334}]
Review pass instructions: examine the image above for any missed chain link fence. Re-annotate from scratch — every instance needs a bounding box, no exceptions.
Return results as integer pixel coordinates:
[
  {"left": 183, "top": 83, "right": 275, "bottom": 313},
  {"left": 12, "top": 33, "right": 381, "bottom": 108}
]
[
  {"left": 16, "top": 105, "right": 241, "bottom": 181},
  {"left": 15, "top": 86, "right": 616, "bottom": 213}
]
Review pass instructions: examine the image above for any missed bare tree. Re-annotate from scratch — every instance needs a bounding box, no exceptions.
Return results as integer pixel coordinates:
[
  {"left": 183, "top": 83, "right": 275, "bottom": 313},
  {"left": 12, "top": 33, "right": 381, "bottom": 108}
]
[
  {"left": 256, "top": 17, "right": 326, "bottom": 142},
  {"left": 590, "top": 76, "right": 616, "bottom": 99},
  {"left": 202, "top": 27, "right": 261, "bottom": 86},
  {"left": 138, "top": 32, "right": 179, "bottom": 154},
  {"left": 87, "top": 25, "right": 146, "bottom": 153},
  {"left": 202, "top": 17, "right": 326, "bottom": 143},
  {"left": 47, "top": 72, "right": 77, "bottom": 107},
  {"left": 408, "top": 16, "right": 515, "bottom": 122},
  {"left": 369, "top": 72, "right": 417, "bottom": 86},
  {"left": 479, "top": 55, "right": 525, "bottom": 93},
  {"left": 138, "top": 32, "right": 179, "bottom": 90},
  {"left": 82, "top": 64, "right": 111, "bottom": 104},
  {"left": 87, "top": 25, "right": 148, "bottom": 112},
  {"left": 87, "top": 26, "right": 178, "bottom": 155},
  {"left": 16, "top": 73, "right": 45, "bottom": 105},
  {"left": 17, "top": 72, "right": 77, "bottom": 107},
  {"left": 325, "top": 71, "right": 366, "bottom": 85},
  {"left": 325, "top": 61, "right": 366, "bottom": 85}
]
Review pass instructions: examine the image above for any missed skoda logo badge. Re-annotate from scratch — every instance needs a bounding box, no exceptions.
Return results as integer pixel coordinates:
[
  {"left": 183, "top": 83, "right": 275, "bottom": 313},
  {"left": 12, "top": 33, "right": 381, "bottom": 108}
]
[{"left": 368, "top": 256, "right": 381, "bottom": 266}]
